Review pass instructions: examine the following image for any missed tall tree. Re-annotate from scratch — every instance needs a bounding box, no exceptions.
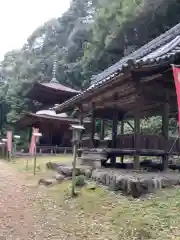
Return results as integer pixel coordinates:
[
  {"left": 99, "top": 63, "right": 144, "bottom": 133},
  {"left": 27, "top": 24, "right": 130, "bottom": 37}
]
[{"left": 0, "top": 0, "right": 180, "bottom": 134}]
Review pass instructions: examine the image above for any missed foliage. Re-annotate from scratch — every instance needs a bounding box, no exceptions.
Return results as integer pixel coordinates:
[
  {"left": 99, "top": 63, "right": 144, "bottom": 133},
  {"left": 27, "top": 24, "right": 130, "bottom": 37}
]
[
  {"left": 83, "top": 0, "right": 180, "bottom": 77},
  {"left": 0, "top": 0, "right": 180, "bottom": 137},
  {"left": 75, "top": 175, "right": 86, "bottom": 187}
]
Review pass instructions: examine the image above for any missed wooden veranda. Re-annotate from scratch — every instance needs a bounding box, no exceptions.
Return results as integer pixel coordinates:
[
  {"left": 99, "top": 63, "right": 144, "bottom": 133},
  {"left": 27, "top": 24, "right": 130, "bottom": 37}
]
[{"left": 54, "top": 23, "right": 180, "bottom": 170}]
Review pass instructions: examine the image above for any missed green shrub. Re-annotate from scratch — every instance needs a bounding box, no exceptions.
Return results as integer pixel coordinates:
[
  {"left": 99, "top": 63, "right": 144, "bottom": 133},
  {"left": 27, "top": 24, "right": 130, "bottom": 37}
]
[{"left": 75, "top": 175, "right": 86, "bottom": 187}]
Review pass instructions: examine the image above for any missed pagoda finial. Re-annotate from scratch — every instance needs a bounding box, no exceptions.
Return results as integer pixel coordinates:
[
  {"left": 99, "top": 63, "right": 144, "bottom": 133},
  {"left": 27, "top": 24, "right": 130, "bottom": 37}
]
[{"left": 50, "top": 52, "right": 58, "bottom": 83}]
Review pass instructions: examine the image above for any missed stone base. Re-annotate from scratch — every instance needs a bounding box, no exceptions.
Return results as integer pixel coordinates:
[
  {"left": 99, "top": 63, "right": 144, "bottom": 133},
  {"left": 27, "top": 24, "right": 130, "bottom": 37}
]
[
  {"left": 91, "top": 169, "right": 180, "bottom": 197},
  {"left": 78, "top": 158, "right": 101, "bottom": 168},
  {"left": 78, "top": 149, "right": 107, "bottom": 168},
  {"left": 46, "top": 160, "right": 180, "bottom": 198}
]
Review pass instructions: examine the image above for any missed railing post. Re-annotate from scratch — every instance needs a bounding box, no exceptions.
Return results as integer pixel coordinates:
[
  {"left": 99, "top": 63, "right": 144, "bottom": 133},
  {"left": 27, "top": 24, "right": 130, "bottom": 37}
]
[{"left": 162, "top": 101, "right": 169, "bottom": 170}]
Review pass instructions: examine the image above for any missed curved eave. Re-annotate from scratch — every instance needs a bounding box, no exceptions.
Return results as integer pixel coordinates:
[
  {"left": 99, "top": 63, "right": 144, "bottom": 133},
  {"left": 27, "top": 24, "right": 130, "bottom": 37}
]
[
  {"left": 17, "top": 113, "right": 90, "bottom": 129},
  {"left": 54, "top": 58, "right": 177, "bottom": 114},
  {"left": 27, "top": 82, "right": 81, "bottom": 105}
]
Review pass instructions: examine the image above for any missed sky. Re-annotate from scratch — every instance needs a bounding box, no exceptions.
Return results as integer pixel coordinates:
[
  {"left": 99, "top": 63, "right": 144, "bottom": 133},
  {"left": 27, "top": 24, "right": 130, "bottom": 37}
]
[{"left": 0, "top": 0, "right": 71, "bottom": 60}]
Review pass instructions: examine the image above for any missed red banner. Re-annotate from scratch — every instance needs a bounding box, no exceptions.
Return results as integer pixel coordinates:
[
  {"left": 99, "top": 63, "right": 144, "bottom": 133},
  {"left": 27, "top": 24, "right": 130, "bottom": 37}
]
[
  {"left": 172, "top": 65, "right": 180, "bottom": 134},
  {"left": 7, "top": 131, "right": 12, "bottom": 152},
  {"left": 29, "top": 128, "right": 39, "bottom": 155}
]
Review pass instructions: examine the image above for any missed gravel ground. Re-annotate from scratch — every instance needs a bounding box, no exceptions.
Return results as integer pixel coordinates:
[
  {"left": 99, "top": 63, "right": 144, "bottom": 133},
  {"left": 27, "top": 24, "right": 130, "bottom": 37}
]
[
  {"left": 0, "top": 161, "right": 117, "bottom": 240},
  {"left": 0, "top": 161, "right": 70, "bottom": 240}
]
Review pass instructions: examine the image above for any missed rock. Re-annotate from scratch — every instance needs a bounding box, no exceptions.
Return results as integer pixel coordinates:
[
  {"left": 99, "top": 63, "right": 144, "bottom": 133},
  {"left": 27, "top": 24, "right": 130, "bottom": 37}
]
[
  {"left": 83, "top": 168, "right": 93, "bottom": 178},
  {"left": 110, "top": 176, "right": 128, "bottom": 192},
  {"left": 130, "top": 180, "right": 142, "bottom": 198},
  {"left": 56, "top": 166, "right": 72, "bottom": 176},
  {"left": 91, "top": 169, "right": 107, "bottom": 184},
  {"left": 123, "top": 179, "right": 132, "bottom": 195},
  {"left": 55, "top": 174, "right": 65, "bottom": 183},
  {"left": 56, "top": 166, "right": 82, "bottom": 177},
  {"left": 108, "top": 178, "right": 119, "bottom": 191},
  {"left": 86, "top": 183, "right": 96, "bottom": 190},
  {"left": 160, "top": 177, "right": 180, "bottom": 188},
  {"left": 38, "top": 178, "right": 57, "bottom": 186},
  {"left": 161, "top": 177, "right": 169, "bottom": 188},
  {"left": 46, "top": 162, "right": 58, "bottom": 170}
]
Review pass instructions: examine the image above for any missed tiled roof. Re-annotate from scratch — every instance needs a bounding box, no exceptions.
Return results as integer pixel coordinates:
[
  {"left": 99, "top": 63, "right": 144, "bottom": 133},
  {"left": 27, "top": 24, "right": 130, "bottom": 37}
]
[
  {"left": 41, "top": 81, "right": 80, "bottom": 93},
  {"left": 28, "top": 80, "right": 81, "bottom": 105},
  {"left": 54, "top": 22, "right": 180, "bottom": 112},
  {"left": 17, "top": 113, "right": 90, "bottom": 127}
]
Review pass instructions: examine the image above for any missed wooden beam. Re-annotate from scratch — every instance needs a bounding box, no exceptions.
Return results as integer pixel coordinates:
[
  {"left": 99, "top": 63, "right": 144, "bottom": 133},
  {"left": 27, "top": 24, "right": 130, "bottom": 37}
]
[
  {"left": 112, "top": 108, "right": 118, "bottom": 148},
  {"left": 90, "top": 103, "right": 95, "bottom": 142},
  {"left": 79, "top": 106, "right": 84, "bottom": 142},
  {"left": 82, "top": 74, "right": 131, "bottom": 105},
  {"left": 140, "top": 73, "right": 163, "bottom": 83},
  {"left": 134, "top": 113, "right": 140, "bottom": 170},
  {"left": 100, "top": 120, "right": 105, "bottom": 140},
  {"left": 121, "top": 120, "right": 124, "bottom": 164},
  {"left": 132, "top": 62, "right": 170, "bottom": 74},
  {"left": 162, "top": 102, "right": 169, "bottom": 139},
  {"left": 125, "top": 121, "right": 134, "bottom": 131},
  {"left": 94, "top": 108, "right": 125, "bottom": 121},
  {"left": 111, "top": 96, "right": 118, "bottom": 166},
  {"left": 162, "top": 101, "right": 170, "bottom": 170}
]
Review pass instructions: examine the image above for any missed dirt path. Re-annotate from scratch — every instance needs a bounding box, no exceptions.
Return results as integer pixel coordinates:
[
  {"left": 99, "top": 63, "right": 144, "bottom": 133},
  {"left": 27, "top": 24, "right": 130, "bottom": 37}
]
[
  {"left": 0, "top": 161, "right": 68, "bottom": 240},
  {"left": 0, "top": 161, "right": 118, "bottom": 240}
]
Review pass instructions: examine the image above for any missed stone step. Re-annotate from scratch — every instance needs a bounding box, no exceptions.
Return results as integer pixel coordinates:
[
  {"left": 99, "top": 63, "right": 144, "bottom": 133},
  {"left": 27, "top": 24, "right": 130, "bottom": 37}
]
[{"left": 80, "top": 155, "right": 107, "bottom": 161}]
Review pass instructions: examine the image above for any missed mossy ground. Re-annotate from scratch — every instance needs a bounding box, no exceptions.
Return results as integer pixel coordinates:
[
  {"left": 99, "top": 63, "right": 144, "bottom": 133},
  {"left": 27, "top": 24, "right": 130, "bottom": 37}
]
[{"left": 7, "top": 155, "right": 180, "bottom": 239}]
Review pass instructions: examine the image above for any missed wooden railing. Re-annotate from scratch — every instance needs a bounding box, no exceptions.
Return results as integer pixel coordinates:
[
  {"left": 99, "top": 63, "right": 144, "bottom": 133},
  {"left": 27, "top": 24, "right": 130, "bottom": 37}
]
[
  {"left": 36, "top": 146, "right": 73, "bottom": 154},
  {"left": 81, "top": 134, "right": 180, "bottom": 154}
]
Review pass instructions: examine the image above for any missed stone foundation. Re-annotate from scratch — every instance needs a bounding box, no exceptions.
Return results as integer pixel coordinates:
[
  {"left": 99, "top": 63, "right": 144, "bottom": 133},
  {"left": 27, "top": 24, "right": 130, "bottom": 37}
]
[
  {"left": 90, "top": 169, "right": 180, "bottom": 197},
  {"left": 46, "top": 162, "right": 180, "bottom": 198}
]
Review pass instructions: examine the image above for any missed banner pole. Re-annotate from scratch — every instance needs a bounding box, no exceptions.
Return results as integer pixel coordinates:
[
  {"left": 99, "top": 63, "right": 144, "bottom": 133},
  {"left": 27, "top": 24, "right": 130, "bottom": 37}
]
[{"left": 33, "top": 144, "right": 37, "bottom": 176}]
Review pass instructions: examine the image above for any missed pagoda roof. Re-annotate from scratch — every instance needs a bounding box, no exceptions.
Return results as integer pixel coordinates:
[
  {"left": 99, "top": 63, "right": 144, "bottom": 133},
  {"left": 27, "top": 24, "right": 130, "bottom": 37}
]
[
  {"left": 17, "top": 112, "right": 90, "bottom": 131},
  {"left": 27, "top": 80, "right": 80, "bottom": 105}
]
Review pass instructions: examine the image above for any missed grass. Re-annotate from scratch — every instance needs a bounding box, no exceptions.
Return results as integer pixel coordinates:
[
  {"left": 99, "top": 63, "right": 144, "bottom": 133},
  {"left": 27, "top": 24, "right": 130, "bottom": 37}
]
[
  {"left": 44, "top": 182, "right": 180, "bottom": 239},
  {"left": 9, "top": 154, "right": 73, "bottom": 182},
  {"left": 8, "top": 155, "right": 180, "bottom": 239}
]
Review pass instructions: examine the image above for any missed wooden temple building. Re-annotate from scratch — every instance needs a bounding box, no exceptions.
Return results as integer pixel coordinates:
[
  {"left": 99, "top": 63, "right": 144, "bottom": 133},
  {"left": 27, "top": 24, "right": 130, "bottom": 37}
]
[
  {"left": 19, "top": 79, "right": 90, "bottom": 153},
  {"left": 54, "top": 22, "right": 180, "bottom": 169}
]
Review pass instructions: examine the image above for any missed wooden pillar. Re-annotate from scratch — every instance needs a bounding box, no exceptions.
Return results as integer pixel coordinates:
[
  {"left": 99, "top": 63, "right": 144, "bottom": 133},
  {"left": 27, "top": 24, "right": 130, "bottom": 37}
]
[
  {"left": 79, "top": 106, "right": 83, "bottom": 136},
  {"left": 50, "top": 131, "right": 53, "bottom": 145},
  {"left": 100, "top": 119, "right": 105, "bottom": 140},
  {"left": 79, "top": 106, "right": 84, "bottom": 157},
  {"left": 121, "top": 120, "right": 124, "bottom": 164},
  {"left": 134, "top": 114, "right": 140, "bottom": 170},
  {"left": 111, "top": 105, "right": 118, "bottom": 166},
  {"left": 79, "top": 113, "right": 83, "bottom": 125},
  {"left": 90, "top": 103, "right": 95, "bottom": 143},
  {"left": 162, "top": 101, "right": 169, "bottom": 170}
]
